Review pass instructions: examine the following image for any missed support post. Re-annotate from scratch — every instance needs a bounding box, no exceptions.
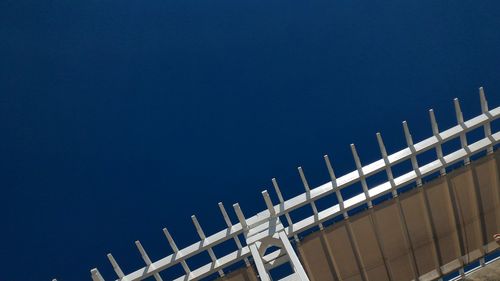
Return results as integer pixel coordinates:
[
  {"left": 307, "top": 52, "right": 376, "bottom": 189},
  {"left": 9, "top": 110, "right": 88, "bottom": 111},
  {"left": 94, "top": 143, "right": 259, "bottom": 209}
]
[
  {"left": 351, "top": 144, "right": 373, "bottom": 208},
  {"left": 135, "top": 241, "right": 163, "bottom": 281},
  {"left": 429, "top": 109, "right": 447, "bottom": 176},
  {"left": 272, "top": 178, "right": 300, "bottom": 242},
  {"left": 324, "top": 155, "right": 348, "bottom": 218},
  {"left": 454, "top": 98, "right": 470, "bottom": 165},
  {"left": 163, "top": 227, "right": 191, "bottom": 275},
  {"left": 218, "top": 202, "right": 251, "bottom": 266},
  {"left": 278, "top": 231, "right": 310, "bottom": 281},
  {"left": 107, "top": 253, "right": 125, "bottom": 279},
  {"left": 298, "top": 167, "right": 323, "bottom": 229},
  {"left": 250, "top": 244, "right": 271, "bottom": 281},
  {"left": 192, "top": 215, "right": 224, "bottom": 277},
  {"left": 376, "top": 132, "right": 398, "bottom": 197},
  {"left": 233, "top": 203, "right": 248, "bottom": 229},
  {"left": 403, "top": 121, "right": 423, "bottom": 186},
  {"left": 262, "top": 190, "right": 276, "bottom": 217},
  {"left": 91, "top": 269, "right": 105, "bottom": 281},
  {"left": 479, "top": 87, "right": 494, "bottom": 154}
]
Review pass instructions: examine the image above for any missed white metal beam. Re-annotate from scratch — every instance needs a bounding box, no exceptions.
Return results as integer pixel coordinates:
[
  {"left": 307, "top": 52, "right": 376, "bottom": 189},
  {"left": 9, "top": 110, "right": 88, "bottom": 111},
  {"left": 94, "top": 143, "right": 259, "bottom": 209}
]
[
  {"left": 403, "top": 121, "right": 423, "bottom": 186},
  {"left": 107, "top": 253, "right": 125, "bottom": 280},
  {"left": 163, "top": 227, "right": 191, "bottom": 275},
  {"left": 218, "top": 202, "right": 250, "bottom": 267},
  {"left": 479, "top": 87, "right": 493, "bottom": 154},
  {"left": 324, "top": 155, "right": 347, "bottom": 218},
  {"left": 298, "top": 167, "right": 323, "bottom": 229},
  {"left": 278, "top": 231, "right": 310, "bottom": 281},
  {"left": 429, "top": 109, "right": 447, "bottom": 176},
  {"left": 135, "top": 241, "right": 163, "bottom": 281},
  {"left": 93, "top": 96, "right": 499, "bottom": 281},
  {"left": 250, "top": 244, "right": 271, "bottom": 281},
  {"left": 350, "top": 144, "right": 372, "bottom": 208},
  {"left": 454, "top": 98, "right": 471, "bottom": 165},
  {"left": 272, "top": 178, "right": 300, "bottom": 242},
  {"left": 191, "top": 215, "right": 224, "bottom": 277}
]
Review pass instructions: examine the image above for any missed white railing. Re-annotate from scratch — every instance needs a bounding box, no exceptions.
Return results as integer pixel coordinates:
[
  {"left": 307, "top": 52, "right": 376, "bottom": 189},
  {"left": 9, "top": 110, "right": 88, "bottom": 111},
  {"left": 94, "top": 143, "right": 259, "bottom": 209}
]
[{"left": 90, "top": 87, "right": 499, "bottom": 281}]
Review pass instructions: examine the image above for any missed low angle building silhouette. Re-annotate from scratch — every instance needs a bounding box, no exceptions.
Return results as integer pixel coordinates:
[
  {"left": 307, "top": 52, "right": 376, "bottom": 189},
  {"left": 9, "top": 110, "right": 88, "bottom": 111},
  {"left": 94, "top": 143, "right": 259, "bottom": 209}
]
[{"left": 85, "top": 88, "right": 500, "bottom": 281}]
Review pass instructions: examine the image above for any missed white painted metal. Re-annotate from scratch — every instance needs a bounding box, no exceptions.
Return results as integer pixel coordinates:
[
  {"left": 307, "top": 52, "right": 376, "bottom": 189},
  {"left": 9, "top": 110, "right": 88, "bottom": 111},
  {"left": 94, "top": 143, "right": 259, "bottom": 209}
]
[
  {"left": 244, "top": 190, "right": 310, "bottom": 281},
  {"left": 429, "top": 109, "right": 447, "bottom": 176},
  {"left": 278, "top": 231, "right": 309, "bottom": 281},
  {"left": 218, "top": 202, "right": 251, "bottom": 267},
  {"left": 250, "top": 244, "right": 271, "bottom": 281},
  {"left": 376, "top": 132, "right": 398, "bottom": 197},
  {"left": 107, "top": 253, "right": 125, "bottom": 279},
  {"left": 454, "top": 98, "right": 471, "bottom": 165},
  {"left": 479, "top": 87, "right": 494, "bottom": 155},
  {"left": 89, "top": 89, "right": 499, "bottom": 281},
  {"left": 135, "top": 241, "right": 163, "bottom": 281},
  {"left": 277, "top": 274, "right": 299, "bottom": 281},
  {"left": 298, "top": 167, "right": 323, "bottom": 230},
  {"left": 272, "top": 178, "right": 300, "bottom": 242},
  {"left": 403, "top": 121, "right": 423, "bottom": 186},
  {"left": 262, "top": 191, "right": 276, "bottom": 217},
  {"left": 233, "top": 203, "right": 248, "bottom": 229},
  {"left": 324, "top": 155, "right": 347, "bottom": 217},
  {"left": 350, "top": 144, "right": 373, "bottom": 208},
  {"left": 163, "top": 227, "right": 191, "bottom": 275},
  {"left": 91, "top": 269, "right": 105, "bottom": 281},
  {"left": 191, "top": 215, "right": 225, "bottom": 277}
]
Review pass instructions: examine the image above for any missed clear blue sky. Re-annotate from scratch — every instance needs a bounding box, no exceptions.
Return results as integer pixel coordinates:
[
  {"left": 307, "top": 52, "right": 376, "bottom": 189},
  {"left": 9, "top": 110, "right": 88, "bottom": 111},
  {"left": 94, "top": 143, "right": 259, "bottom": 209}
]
[{"left": 1, "top": 0, "right": 499, "bottom": 280}]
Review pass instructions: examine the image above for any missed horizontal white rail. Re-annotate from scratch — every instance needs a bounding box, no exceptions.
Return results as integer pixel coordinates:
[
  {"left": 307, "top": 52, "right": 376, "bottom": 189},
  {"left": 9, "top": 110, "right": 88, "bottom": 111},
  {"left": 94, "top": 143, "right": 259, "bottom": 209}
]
[{"left": 90, "top": 88, "right": 499, "bottom": 281}]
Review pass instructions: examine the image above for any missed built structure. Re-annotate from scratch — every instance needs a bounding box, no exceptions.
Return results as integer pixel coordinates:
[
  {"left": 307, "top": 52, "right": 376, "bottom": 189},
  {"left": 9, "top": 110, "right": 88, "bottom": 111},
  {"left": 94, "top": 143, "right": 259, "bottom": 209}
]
[{"left": 89, "top": 88, "right": 500, "bottom": 281}]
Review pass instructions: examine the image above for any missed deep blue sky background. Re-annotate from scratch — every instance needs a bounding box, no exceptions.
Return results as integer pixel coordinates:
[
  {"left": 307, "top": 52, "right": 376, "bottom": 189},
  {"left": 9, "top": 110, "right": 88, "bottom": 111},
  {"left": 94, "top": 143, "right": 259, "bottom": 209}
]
[{"left": 1, "top": 0, "right": 500, "bottom": 280}]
